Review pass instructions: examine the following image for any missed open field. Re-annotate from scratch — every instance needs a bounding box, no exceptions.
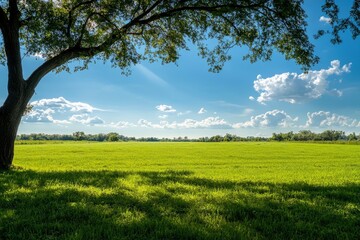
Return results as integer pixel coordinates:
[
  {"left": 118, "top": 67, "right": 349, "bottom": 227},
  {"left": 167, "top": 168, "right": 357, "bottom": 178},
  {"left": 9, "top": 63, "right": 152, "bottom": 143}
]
[{"left": 1, "top": 142, "right": 360, "bottom": 239}]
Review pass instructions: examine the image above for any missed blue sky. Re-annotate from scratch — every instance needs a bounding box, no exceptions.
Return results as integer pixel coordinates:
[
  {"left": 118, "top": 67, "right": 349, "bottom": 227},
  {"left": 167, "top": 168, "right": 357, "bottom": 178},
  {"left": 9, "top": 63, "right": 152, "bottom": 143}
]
[{"left": 1, "top": 1, "right": 359, "bottom": 138}]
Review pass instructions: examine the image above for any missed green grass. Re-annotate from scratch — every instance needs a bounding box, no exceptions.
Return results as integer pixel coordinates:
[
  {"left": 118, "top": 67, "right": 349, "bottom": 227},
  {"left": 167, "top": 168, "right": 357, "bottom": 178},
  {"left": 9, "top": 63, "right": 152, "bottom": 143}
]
[{"left": 1, "top": 142, "right": 359, "bottom": 239}]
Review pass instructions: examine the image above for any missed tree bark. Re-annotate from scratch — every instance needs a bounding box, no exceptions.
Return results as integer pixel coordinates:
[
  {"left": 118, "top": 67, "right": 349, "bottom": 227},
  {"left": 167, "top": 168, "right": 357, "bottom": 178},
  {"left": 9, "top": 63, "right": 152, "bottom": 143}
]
[
  {"left": 0, "top": 81, "right": 30, "bottom": 170},
  {"left": 0, "top": 110, "right": 21, "bottom": 170}
]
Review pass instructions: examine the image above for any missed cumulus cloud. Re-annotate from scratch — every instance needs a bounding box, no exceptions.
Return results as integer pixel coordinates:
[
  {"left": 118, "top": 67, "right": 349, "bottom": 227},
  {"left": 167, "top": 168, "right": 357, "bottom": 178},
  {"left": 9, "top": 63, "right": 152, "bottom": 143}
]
[
  {"left": 177, "top": 117, "right": 231, "bottom": 129},
  {"left": 138, "top": 119, "right": 164, "bottom": 129},
  {"left": 24, "top": 108, "right": 59, "bottom": 123},
  {"left": 252, "top": 60, "right": 351, "bottom": 104},
  {"left": 31, "top": 97, "right": 100, "bottom": 113},
  {"left": 198, "top": 107, "right": 207, "bottom": 114},
  {"left": 69, "top": 114, "right": 105, "bottom": 125},
  {"left": 234, "top": 110, "right": 298, "bottom": 128},
  {"left": 137, "top": 117, "right": 232, "bottom": 129},
  {"left": 23, "top": 97, "right": 103, "bottom": 125},
  {"left": 108, "top": 111, "right": 360, "bottom": 130},
  {"left": 305, "top": 111, "right": 359, "bottom": 128},
  {"left": 109, "top": 121, "right": 137, "bottom": 129},
  {"left": 319, "top": 16, "right": 332, "bottom": 24},
  {"left": 156, "top": 104, "right": 176, "bottom": 113}
]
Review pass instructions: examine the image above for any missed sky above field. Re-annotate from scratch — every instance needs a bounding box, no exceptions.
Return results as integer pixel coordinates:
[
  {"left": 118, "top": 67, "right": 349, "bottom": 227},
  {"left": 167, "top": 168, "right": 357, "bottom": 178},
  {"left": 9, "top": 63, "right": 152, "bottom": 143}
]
[{"left": 1, "top": 1, "right": 359, "bottom": 138}]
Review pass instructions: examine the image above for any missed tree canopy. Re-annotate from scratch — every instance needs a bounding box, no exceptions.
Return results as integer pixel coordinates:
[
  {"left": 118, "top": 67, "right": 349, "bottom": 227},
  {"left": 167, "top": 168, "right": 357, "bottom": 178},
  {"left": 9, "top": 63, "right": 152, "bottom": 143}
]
[{"left": 2, "top": 0, "right": 322, "bottom": 76}]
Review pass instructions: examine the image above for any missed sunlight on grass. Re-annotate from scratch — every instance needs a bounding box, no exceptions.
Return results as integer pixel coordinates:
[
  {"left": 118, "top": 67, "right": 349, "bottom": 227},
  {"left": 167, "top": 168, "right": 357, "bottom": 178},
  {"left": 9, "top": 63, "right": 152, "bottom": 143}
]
[{"left": 0, "top": 142, "right": 359, "bottom": 239}]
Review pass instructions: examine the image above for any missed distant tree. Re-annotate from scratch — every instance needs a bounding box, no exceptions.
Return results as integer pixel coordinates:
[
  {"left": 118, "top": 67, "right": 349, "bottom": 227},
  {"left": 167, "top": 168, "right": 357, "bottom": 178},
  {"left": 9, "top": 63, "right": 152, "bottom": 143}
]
[
  {"left": 1, "top": 0, "right": 359, "bottom": 169},
  {"left": 271, "top": 133, "right": 284, "bottom": 141},
  {"left": 209, "top": 135, "right": 223, "bottom": 142},
  {"left": 107, "top": 132, "right": 120, "bottom": 142},
  {"left": 296, "top": 130, "right": 316, "bottom": 141},
  {"left": 73, "top": 131, "right": 86, "bottom": 141},
  {"left": 223, "top": 133, "right": 234, "bottom": 142},
  {"left": 348, "top": 132, "right": 358, "bottom": 141},
  {"left": 318, "top": 130, "right": 344, "bottom": 141}
]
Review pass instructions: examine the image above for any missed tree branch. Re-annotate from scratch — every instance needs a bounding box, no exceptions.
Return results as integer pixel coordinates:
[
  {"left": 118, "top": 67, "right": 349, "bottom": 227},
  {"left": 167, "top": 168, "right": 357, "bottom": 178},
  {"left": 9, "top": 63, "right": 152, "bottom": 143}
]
[
  {"left": 75, "top": 12, "right": 96, "bottom": 47},
  {"left": 137, "top": 3, "right": 265, "bottom": 25},
  {"left": 122, "top": 0, "right": 163, "bottom": 30},
  {"left": 67, "top": 0, "right": 97, "bottom": 41},
  {"left": 2, "top": 1, "right": 24, "bottom": 94},
  {"left": 9, "top": 0, "right": 20, "bottom": 25},
  {"left": 26, "top": 46, "right": 100, "bottom": 91}
]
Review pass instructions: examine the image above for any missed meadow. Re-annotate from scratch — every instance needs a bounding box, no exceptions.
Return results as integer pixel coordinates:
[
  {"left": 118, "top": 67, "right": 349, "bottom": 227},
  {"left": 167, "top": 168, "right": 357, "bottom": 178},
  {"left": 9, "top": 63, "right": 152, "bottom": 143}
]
[{"left": 1, "top": 142, "right": 359, "bottom": 239}]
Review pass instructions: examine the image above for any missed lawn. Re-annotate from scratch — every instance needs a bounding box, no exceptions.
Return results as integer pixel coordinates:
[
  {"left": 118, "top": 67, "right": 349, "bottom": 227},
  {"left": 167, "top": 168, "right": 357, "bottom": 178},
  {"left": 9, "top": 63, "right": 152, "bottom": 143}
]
[{"left": 1, "top": 142, "right": 359, "bottom": 239}]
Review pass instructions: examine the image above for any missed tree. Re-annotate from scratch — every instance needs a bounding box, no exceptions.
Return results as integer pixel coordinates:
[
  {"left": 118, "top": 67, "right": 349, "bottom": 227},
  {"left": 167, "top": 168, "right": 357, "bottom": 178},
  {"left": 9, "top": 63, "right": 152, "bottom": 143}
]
[
  {"left": 73, "top": 131, "right": 86, "bottom": 141},
  {"left": 348, "top": 132, "right": 358, "bottom": 141},
  {"left": 0, "top": 0, "right": 358, "bottom": 169},
  {"left": 106, "top": 132, "right": 120, "bottom": 142}
]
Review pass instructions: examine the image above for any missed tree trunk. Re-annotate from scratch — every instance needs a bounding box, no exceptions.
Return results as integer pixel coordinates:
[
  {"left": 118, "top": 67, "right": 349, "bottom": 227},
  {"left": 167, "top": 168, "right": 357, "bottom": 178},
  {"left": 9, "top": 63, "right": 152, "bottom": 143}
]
[
  {"left": 0, "top": 114, "right": 16, "bottom": 169},
  {"left": 0, "top": 108, "right": 22, "bottom": 170},
  {"left": 0, "top": 84, "right": 30, "bottom": 170}
]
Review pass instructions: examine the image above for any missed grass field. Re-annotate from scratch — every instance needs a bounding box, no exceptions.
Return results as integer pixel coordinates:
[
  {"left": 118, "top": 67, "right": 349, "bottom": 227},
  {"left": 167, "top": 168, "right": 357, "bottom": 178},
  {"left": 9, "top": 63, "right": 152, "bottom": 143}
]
[{"left": 1, "top": 142, "right": 360, "bottom": 239}]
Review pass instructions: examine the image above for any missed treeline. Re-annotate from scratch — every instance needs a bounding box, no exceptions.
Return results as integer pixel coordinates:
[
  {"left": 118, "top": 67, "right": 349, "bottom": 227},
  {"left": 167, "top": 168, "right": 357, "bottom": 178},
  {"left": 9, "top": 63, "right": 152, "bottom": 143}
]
[
  {"left": 195, "top": 130, "right": 358, "bottom": 142},
  {"left": 270, "top": 130, "right": 358, "bottom": 141},
  {"left": 16, "top": 130, "right": 360, "bottom": 142}
]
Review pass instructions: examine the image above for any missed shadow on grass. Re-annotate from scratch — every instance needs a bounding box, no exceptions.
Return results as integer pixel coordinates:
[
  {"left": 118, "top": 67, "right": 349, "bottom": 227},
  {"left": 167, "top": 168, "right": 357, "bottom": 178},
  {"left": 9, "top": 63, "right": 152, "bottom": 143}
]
[{"left": 0, "top": 169, "right": 359, "bottom": 240}]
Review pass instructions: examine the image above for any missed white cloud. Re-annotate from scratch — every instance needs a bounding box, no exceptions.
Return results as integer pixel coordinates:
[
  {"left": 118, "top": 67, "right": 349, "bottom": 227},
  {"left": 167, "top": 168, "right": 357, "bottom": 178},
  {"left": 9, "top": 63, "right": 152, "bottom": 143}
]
[
  {"left": 24, "top": 108, "right": 56, "bottom": 123},
  {"left": 249, "top": 96, "right": 255, "bottom": 101},
  {"left": 107, "top": 111, "right": 360, "bottom": 130},
  {"left": 319, "top": 16, "right": 332, "bottom": 24},
  {"left": 305, "top": 111, "right": 358, "bottom": 128},
  {"left": 156, "top": 104, "right": 176, "bottom": 113},
  {"left": 234, "top": 110, "right": 298, "bottom": 128},
  {"left": 137, "top": 117, "right": 232, "bottom": 129},
  {"left": 31, "top": 97, "right": 100, "bottom": 113},
  {"left": 138, "top": 119, "right": 164, "bottom": 129},
  {"left": 177, "top": 117, "right": 231, "bottom": 129},
  {"left": 109, "top": 121, "right": 137, "bottom": 129},
  {"left": 198, "top": 107, "right": 207, "bottom": 114},
  {"left": 69, "top": 114, "right": 105, "bottom": 125},
  {"left": 252, "top": 60, "right": 351, "bottom": 104},
  {"left": 136, "top": 64, "right": 168, "bottom": 87},
  {"left": 23, "top": 97, "right": 103, "bottom": 125}
]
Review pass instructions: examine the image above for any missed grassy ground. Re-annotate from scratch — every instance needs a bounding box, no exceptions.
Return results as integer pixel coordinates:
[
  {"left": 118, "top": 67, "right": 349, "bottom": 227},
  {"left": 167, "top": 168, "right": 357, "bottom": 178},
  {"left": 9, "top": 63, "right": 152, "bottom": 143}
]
[{"left": 1, "top": 142, "right": 359, "bottom": 239}]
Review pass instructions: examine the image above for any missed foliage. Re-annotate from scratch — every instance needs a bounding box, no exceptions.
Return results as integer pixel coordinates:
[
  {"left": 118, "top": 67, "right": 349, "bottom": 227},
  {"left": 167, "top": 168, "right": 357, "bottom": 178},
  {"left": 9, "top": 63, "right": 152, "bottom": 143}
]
[
  {"left": 106, "top": 132, "right": 120, "bottom": 142},
  {"left": 1, "top": 0, "right": 328, "bottom": 75},
  {"left": 271, "top": 130, "right": 348, "bottom": 141},
  {"left": 315, "top": 0, "right": 360, "bottom": 44},
  {"left": 1, "top": 142, "right": 359, "bottom": 239},
  {"left": 72, "top": 131, "right": 86, "bottom": 141},
  {"left": 16, "top": 130, "right": 360, "bottom": 142}
]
